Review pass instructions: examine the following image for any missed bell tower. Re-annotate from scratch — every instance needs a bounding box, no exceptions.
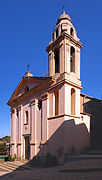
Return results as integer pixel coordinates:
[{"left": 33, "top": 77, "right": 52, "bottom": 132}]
[
  {"left": 46, "top": 11, "right": 83, "bottom": 117},
  {"left": 46, "top": 11, "right": 82, "bottom": 81}
]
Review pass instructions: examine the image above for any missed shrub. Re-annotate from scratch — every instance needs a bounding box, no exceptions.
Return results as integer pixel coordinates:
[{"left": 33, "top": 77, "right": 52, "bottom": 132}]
[
  {"left": 29, "top": 153, "right": 59, "bottom": 168},
  {"left": 69, "top": 146, "right": 78, "bottom": 156},
  {"left": 29, "top": 155, "right": 41, "bottom": 167},
  {"left": 44, "top": 152, "right": 59, "bottom": 167},
  {"left": 8, "top": 154, "right": 16, "bottom": 162},
  {"left": 0, "top": 143, "right": 7, "bottom": 155}
]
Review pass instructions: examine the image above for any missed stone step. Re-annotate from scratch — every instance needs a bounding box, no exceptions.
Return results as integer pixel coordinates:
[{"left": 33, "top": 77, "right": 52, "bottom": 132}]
[
  {"left": 0, "top": 162, "right": 27, "bottom": 172},
  {"left": 5, "top": 162, "right": 20, "bottom": 168},
  {"left": 6, "top": 161, "right": 32, "bottom": 171},
  {"left": 65, "top": 154, "right": 102, "bottom": 162},
  {"left": 0, "top": 161, "right": 32, "bottom": 172},
  {"left": 21, "top": 159, "right": 29, "bottom": 163},
  {"left": 81, "top": 151, "right": 102, "bottom": 155},
  {"left": 4, "top": 163, "right": 23, "bottom": 171},
  {"left": 81, "top": 146, "right": 102, "bottom": 155},
  {"left": 0, "top": 163, "right": 13, "bottom": 172},
  {"left": 0, "top": 167, "right": 10, "bottom": 172},
  {"left": 61, "top": 159, "right": 102, "bottom": 173}
]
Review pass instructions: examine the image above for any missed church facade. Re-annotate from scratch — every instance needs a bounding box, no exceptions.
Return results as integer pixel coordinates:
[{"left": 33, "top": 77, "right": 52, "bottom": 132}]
[{"left": 8, "top": 11, "right": 91, "bottom": 161}]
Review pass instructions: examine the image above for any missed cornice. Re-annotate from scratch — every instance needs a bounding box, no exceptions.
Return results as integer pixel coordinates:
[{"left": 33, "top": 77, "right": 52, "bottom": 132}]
[
  {"left": 41, "top": 93, "right": 48, "bottom": 101},
  {"left": 48, "top": 113, "right": 80, "bottom": 120},
  {"left": 80, "top": 112, "right": 92, "bottom": 117},
  {"left": 30, "top": 99, "right": 36, "bottom": 106},
  {"left": 46, "top": 32, "right": 82, "bottom": 52},
  {"left": 48, "top": 78, "right": 82, "bottom": 92}
]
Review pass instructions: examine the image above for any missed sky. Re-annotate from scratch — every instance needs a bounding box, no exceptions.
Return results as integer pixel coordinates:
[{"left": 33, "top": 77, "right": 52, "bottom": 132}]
[{"left": 0, "top": 0, "right": 102, "bottom": 137}]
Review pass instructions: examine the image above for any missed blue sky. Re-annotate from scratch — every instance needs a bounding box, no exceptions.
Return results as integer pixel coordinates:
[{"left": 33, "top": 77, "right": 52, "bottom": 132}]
[{"left": 0, "top": 0, "right": 102, "bottom": 137}]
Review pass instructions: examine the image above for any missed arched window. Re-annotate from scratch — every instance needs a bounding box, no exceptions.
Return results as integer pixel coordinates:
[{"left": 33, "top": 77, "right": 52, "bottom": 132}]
[
  {"left": 55, "top": 89, "right": 59, "bottom": 115},
  {"left": 56, "top": 28, "right": 58, "bottom": 38},
  {"left": 70, "top": 46, "right": 75, "bottom": 73},
  {"left": 54, "top": 49, "right": 59, "bottom": 73},
  {"left": 71, "top": 88, "right": 75, "bottom": 115},
  {"left": 25, "top": 111, "right": 28, "bottom": 124},
  {"left": 52, "top": 32, "right": 54, "bottom": 41},
  {"left": 70, "top": 27, "right": 74, "bottom": 36}
]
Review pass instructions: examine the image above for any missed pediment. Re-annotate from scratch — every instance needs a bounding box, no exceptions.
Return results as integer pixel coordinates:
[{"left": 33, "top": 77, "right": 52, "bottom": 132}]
[{"left": 7, "top": 76, "right": 53, "bottom": 106}]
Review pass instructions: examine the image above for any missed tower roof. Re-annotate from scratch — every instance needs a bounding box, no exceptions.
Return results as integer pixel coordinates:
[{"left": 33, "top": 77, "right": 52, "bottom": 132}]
[{"left": 56, "top": 11, "right": 72, "bottom": 25}]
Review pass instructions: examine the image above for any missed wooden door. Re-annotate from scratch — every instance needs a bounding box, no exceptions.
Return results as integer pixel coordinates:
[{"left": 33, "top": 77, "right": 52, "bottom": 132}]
[{"left": 25, "top": 136, "right": 30, "bottom": 160}]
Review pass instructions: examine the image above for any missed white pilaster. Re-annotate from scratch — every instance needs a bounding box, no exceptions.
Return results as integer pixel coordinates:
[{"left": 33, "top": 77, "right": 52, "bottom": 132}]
[
  {"left": 41, "top": 94, "right": 48, "bottom": 143},
  {"left": 30, "top": 99, "right": 36, "bottom": 159},
  {"left": 10, "top": 108, "right": 16, "bottom": 155},
  {"left": 66, "top": 43, "right": 70, "bottom": 74},
  {"left": 76, "top": 48, "right": 80, "bottom": 79},
  {"left": 60, "top": 43, "right": 64, "bottom": 74},
  {"left": 17, "top": 105, "right": 23, "bottom": 160}
]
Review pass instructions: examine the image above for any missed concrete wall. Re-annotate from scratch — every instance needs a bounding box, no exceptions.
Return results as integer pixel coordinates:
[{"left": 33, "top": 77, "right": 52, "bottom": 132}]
[{"left": 80, "top": 93, "right": 102, "bottom": 146}]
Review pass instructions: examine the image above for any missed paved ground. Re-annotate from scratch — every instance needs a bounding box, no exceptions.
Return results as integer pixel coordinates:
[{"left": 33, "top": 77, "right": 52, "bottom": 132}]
[{"left": 1, "top": 159, "right": 102, "bottom": 180}]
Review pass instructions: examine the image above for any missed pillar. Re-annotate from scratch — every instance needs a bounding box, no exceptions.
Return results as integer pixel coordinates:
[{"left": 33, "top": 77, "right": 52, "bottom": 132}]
[
  {"left": 75, "top": 48, "right": 80, "bottom": 79},
  {"left": 30, "top": 99, "right": 36, "bottom": 159},
  {"left": 66, "top": 43, "right": 70, "bottom": 74},
  {"left": 10, "top": 108, "right": 16, "bottom": 155},
  {"left": 17, "top": 105, "right": 23, "bottom": 160},
  {"left": 41, "top": 94, "right": 48, "bottom": 143},
  {"left": 60, "top": 43, "right": 64, "bottom": 74},
  {"left": 49, "top": 50, "right": 55, "bottom": 76}
]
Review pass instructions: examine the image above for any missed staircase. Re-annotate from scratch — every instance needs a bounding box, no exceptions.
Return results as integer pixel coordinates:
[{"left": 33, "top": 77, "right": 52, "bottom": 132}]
[
  {"left": 0, "top": 161, "right": 32, "bottom": 172},
  {"left": 81, "top": 144, "right": 102, "bottom": 155},
  {"left": 65, "top": 146, "right": 102, "bottom": 163}
]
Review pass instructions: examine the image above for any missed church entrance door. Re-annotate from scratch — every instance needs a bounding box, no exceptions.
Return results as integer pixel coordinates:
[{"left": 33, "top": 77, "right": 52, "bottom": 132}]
[{"left": 25, "top": 136, "right": 30, "bottom": 160}]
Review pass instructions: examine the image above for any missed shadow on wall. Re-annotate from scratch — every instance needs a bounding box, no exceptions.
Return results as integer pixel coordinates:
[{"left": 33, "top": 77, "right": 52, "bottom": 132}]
[
  {"left": 1, "top": 119, "right": 90, "bottom": 179},
  {"left": 83, "top": 98, "right": 102, "bottom": 147},
  {"left": 36, "top": 119, "right": 90, "bottom": 158}
]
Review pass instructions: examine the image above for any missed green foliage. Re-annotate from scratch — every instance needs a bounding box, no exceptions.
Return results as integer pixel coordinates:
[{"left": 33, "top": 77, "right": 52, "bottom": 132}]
[
  {"left": 0, "top": 143, "right": 7, "bottom": 155},
  {"left": 8, "top": 155, "right": 14, "bottom": 161},
  {"left": 8, "top": 154, "right": 16, "bottom": 162},
  {"left": 14, "top": 153, "right": 16, "bottom": 159},
  {"left": 0, "top": 136, "right": 10, "bottom": 143},
  {"left": 30, "top": 152, "right": 59, "bottom": 168},
  {"left": 44, "top": 152, "right": 59, "bottom": 167},
  {"left": 56, "top": 147, "right": 64, "bottom": 157}
]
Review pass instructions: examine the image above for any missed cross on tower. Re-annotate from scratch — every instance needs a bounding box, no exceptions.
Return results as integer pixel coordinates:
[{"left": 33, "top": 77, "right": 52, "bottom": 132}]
[{"left": 62, "top": 4, "right": 66, "bottom": 12}]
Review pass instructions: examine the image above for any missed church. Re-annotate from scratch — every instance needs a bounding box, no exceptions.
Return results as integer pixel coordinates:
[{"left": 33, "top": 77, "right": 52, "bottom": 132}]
[{"left": 8, "top": 11, "right": 101, "bottom": 161}]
